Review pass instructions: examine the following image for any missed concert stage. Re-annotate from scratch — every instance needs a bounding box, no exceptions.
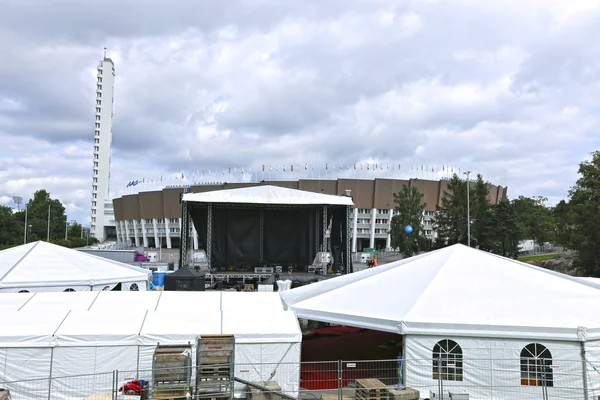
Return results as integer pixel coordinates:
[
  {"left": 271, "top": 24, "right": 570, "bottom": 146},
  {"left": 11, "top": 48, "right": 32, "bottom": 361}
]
[{"left": 179, "top": 185, "right": 355, "bottom": 275}]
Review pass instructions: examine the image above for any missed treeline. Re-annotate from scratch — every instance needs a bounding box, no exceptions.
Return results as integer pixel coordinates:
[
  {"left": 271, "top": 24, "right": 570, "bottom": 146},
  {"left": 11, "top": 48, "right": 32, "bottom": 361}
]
[
  {"left": 0, "top": 190, "right": 98, "bottom": 250},
  {"left": 390, "top": 150, "right": 600, "bottom": 276}
]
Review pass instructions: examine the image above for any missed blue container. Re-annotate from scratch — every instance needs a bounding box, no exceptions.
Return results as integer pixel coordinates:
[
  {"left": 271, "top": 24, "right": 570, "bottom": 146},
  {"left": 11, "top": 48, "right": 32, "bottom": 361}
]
[{"left": 152, "top": 272, "right": 167, "bottom": 287}]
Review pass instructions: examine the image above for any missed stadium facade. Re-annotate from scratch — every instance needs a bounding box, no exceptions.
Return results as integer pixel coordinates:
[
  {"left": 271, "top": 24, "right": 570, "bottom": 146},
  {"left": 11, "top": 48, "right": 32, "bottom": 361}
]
[{"left": 112, "top": 178, "right": 507, "bottom": 252}]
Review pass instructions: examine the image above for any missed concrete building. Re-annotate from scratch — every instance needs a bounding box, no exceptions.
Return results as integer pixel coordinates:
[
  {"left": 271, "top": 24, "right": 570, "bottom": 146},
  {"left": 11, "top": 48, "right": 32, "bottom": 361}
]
[
  {"left": 112, "top": 178, "right": 507, "bottom": 252},
  {"left": 90, "top": 53, "right": 116, "bottom": 241}
]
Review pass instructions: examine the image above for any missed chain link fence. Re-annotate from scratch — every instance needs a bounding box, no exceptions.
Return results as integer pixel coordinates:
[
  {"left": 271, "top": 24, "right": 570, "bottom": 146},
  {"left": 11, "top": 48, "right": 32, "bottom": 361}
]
[{"left": 1, "top": 358, "right": 597, "bottom": 399}]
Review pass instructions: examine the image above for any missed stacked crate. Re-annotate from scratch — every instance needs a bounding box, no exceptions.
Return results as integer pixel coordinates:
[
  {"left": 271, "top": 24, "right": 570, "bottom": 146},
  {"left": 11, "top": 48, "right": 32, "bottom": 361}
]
[
  {"left": 196, "top": 335, "right": 235, "bottom": 400},
  {"left": 152, "top": 344, "right": 192, "bottom": 399}
]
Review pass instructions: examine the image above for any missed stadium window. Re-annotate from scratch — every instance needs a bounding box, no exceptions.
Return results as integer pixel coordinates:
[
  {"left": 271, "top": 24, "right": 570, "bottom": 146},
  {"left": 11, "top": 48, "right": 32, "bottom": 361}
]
[
  {"left": 63, "top": 288, "right": 76, "bottom": 292},
  {"left": 18, "top": 290, "right": 29, "bottom": 293},
  {"left": 432, "top": 339, "right": 463, "bottom": 381},
  {"left": 521, "top": 343, "right": 553, "bottom": 387}
]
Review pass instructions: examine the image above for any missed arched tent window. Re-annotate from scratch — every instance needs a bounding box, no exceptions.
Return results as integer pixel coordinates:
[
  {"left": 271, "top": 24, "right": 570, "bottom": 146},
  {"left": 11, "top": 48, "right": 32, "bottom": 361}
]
[
  {"left": 18, "top": 290, "right": 29, "bottom": 293},
  {"left": 63, "top": 288, "right": 76, "bottom": 292},
  {"left": 521, "top": 343, "right": 553, "bottom": 387},
  {"left": 432, "top": 339, "right": 463, "bottom": 381},
  {"left": 129, "top": 283, "right": 139, "bottom": 291}
]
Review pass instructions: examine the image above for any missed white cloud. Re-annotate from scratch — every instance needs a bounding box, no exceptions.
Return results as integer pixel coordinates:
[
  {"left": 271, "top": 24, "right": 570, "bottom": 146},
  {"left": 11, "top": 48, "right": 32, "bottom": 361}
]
[{"left": 1, "top": 0, "right": 600, "bottom": 225}]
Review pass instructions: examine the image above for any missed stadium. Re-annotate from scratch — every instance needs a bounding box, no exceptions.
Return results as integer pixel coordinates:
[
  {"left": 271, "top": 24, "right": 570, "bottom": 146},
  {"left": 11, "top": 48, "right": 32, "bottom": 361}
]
[{"left": 112, "top": 177, "right": 507, "bottom": 255}]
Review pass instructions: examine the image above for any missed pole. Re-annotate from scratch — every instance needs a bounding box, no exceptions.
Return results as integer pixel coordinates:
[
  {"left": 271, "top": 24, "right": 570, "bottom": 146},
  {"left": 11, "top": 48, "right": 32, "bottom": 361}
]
[
  {"left": 65, "top": 220, "right": 68, "bottom": 240},
  {"left": 47, "top": 204, "right": 51, "bottom": 241},
  {"left": 464, "top": 171, "right": 471, "bottom": 247},
  {"left": 24, "top": 206, "right": 28, "bottom": 244}
]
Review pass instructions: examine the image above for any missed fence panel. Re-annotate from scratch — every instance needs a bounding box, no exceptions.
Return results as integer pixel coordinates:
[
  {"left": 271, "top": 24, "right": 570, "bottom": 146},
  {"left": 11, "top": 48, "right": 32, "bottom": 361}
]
[{"left": 0, "top": 358, "right": 593, "bottom": 400}]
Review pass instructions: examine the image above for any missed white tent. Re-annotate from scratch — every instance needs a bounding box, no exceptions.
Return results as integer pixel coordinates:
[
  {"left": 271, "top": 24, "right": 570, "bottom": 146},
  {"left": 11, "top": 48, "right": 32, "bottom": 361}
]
[
  {"left": 0, "top": 291, "right": 301, "bottom": 400},
  {"left": 182, "top": 184, "right": 354, "bottom": 206},
  {"left": 280, "top": 244, "right": 600, "bottom": 400},
  {"left": 0, "top": 241, "right": 151, "bottom": 292}
]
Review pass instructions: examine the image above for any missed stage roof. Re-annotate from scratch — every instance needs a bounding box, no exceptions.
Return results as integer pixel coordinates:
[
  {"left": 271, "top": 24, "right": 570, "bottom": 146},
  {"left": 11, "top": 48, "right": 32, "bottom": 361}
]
[{"left": 182, "top": 185, "right": 354, "bottom": 206}]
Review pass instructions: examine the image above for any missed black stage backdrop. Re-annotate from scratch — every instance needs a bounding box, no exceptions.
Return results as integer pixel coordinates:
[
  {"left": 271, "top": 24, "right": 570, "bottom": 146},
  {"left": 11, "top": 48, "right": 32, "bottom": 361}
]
[
  {"left": 190, "top": 206, "right": 323, "bottom": 269},
  {"left": 263, "top": 209, "right": 313, "bottom": 266}
]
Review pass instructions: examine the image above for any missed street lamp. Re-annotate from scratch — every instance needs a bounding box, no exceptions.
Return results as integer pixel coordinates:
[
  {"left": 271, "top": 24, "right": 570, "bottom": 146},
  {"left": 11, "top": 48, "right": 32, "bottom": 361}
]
[{"left": 463, "top": 171, "right": 471, "bottom": 247}]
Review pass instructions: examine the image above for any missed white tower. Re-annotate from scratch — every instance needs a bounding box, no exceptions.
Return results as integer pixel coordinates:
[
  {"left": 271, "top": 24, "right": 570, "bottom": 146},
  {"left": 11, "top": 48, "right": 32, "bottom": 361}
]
[{"left": 90, "top": 50, "right": 116, "bottom": 242}]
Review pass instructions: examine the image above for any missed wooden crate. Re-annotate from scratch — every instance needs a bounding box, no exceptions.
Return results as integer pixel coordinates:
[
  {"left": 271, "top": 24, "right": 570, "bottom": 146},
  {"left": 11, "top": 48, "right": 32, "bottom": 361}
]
[{"left": 355, "top": 379, "right": 389, "bottom": 400}]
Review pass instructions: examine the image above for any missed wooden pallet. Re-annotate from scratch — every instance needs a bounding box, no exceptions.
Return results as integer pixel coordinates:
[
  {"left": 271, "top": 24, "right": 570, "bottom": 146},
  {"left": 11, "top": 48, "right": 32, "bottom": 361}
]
[
  {"left": 355, "top": 379, "right": 389, "bottom": 400},
  {"left": 153, "top": 389, "right": 188, "bottom": 399}
]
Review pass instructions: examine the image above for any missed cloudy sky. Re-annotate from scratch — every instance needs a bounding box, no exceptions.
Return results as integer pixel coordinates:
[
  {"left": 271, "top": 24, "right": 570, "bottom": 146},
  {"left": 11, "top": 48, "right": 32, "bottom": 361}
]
[{"left": 1, "top": 0, "right": 599, "bottom": 224}]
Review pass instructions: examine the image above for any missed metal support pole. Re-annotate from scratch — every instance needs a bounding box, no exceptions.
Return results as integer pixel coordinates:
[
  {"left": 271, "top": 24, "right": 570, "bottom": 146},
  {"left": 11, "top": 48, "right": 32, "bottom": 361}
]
[
  {"left": 464, "top": 171, "right": 471, "bottom": 247},
  {"left": 337, "top": 360, "right": 343, "bottom": 400},
  {"left": 580, "top": 341, "right": 589, "bottom": 400},
  {"left": 207, "top": 204, "right": 212, "bottom": 272},
  {"left": 179, "top": 188, "right": 190, "bottom": 269},
  {"left": 345, "top": 205, "right": 352, "bottom": 274},
  {"left": 47, "top": 347, "right": 54, "bottom": 400},
  {"left": 23, "top": 206, "right": 28, "bottom": 244},
  {"left": 322, "top": 206, "right": 328, "bottom": 253},
  {"left": 315, "top": 210, "right": 320, "bottom": 259},
  {"left": 259, "top": 210, "right": 264, "bottom": 264},
  {"left": 47, "top": 204, "right": 51, "bottom": 241}
]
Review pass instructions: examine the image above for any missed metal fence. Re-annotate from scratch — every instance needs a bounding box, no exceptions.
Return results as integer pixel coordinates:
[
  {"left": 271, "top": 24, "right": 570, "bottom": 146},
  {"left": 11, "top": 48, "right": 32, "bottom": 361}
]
[{"left": 1, "top": 358, "right": 597, "bottom": 400}]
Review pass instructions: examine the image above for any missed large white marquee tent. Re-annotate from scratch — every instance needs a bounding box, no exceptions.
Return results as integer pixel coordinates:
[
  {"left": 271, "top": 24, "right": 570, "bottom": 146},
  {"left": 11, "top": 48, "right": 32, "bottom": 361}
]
[
  {"left": 280, "top": 244, "right": 600, "bottom": 400},
  {"left": 0, "top": 291, "right": 301, "bottom": 400},
  {"left": 0, "top": 241, "right": 151, "bottom": 292}
]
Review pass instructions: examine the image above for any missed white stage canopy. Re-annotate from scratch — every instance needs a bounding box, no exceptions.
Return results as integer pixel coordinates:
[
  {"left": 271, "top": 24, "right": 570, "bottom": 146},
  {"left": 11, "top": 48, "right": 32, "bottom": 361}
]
[
  {"left": 280, "top": 244, "right": 600, "bottom": 340},
  {"left": 182, "top": 185, "right": 354, "bottom": 206},
  {"left": 0, "top": 241, "right": 151, "bottom": 292}
]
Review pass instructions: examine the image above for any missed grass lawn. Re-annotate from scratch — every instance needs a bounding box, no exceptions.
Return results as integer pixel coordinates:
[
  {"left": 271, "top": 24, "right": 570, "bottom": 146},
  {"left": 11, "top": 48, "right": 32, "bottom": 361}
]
[{"left": 518, "top": 253, "right": 560, "bottom": 262}]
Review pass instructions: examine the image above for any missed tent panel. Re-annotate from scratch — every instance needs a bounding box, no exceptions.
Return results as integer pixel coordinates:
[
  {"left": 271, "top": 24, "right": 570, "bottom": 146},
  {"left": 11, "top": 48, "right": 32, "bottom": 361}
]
[
  {"left": 0, "top": 292, "right": 34, "bottom": 311},
  {"left": 0, "top": 241, "right": 151, "bottom": 290},
  {"left": 54, "top": 311, "right": 147, "bottom": 346},
  {"left": 221, "top": 292, "right": 285, "bottom": 312},
  {"left": 222, "top": 310, "right": 302, "bottom": 343},
  {"left": 139, "top": 311, "right": 222, "bottom": 346},
  {"left": 0, "top": 285, "right": 92, "bottom": 292},
  {"left": 1, "top": 347, "right": 52, "bottom": 398},
  {"left": 20, "top": 292, "right": 100, "bottom": 311},
  {"left": 0, "top": 311, "right": 67, "bottom": 347},
  {"left": 88, "top": 291, "right": 161, "bottom": 312},
  {"left": 404, "top": 335, "right": 584, "bottom": 400},
  {"left": 154, "top": 291, "right": 220, "bottom": 312}
]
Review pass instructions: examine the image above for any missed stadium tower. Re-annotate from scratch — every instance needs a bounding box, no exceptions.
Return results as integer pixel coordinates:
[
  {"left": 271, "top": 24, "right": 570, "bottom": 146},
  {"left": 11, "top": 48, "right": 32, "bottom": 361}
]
[{"left": 90, "top": 49, "right": 116, "bottom": 242}]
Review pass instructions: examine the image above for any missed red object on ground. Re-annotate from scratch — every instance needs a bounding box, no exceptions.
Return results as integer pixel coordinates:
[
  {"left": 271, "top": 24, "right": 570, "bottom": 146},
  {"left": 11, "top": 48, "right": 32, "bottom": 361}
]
[
  {"left": 300, "top": 326, "right": 400, "bottom": 390},
  {"left": 119, "top": 380, "right": 143, "bottom": 394}
]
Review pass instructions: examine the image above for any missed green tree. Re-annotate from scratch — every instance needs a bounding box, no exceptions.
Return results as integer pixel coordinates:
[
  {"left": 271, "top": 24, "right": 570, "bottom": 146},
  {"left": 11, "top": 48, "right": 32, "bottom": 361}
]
[
  {"left": 68, "top": 222, "right": 83, "bottom": 240},
  {"left": 512, "top": 196, "right": 556, "bottom": 246},
  {"left": 389, "top": 184, "right": 427, "bottom": 257},
  {"left": 470, "top": 176, "right": 494, "bottom": 251},
  {"left": 434, "top": 175, "right": 468, "bottom": 247},
  {"left": 434, "top": 174, "right": 495, "bottom": 249},
  {"left": 0, "top": 205, "right": 19, "bottom": 246},
  {"left": 22, "top": 190, "right": 67, "bottom": 242},
  {"left": 553, "top": 200, "right": 573, "bottom": 249},
  {"left": 487, "top": 198, "right": 521, "bottom": 258},
  {"left": 568, "top": 151, "right": 600, "bottom": 276}
]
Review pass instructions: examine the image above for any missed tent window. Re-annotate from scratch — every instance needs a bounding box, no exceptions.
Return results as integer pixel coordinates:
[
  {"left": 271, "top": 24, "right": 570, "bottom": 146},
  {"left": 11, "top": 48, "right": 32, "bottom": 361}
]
[
  {"left": 18, "top": 290, "right": 29, "bottom": 293},
  {"left": 520, "top": 343, "right": 553, "bottom": 387},
  {"left": 130, "top": 283, "right": 139, "bottom": 291},
  {"left": 432, "top": 339, "right": 463, "bottom": 381},
  {"left": 63, "top": 288, "right": 76, "bottom": 292}
]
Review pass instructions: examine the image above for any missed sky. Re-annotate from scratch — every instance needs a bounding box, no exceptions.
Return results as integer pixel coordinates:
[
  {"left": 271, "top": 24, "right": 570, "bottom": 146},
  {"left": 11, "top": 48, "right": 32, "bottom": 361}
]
[{"left": 0, "top": 0, "right": 599, "bottom": 224}]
